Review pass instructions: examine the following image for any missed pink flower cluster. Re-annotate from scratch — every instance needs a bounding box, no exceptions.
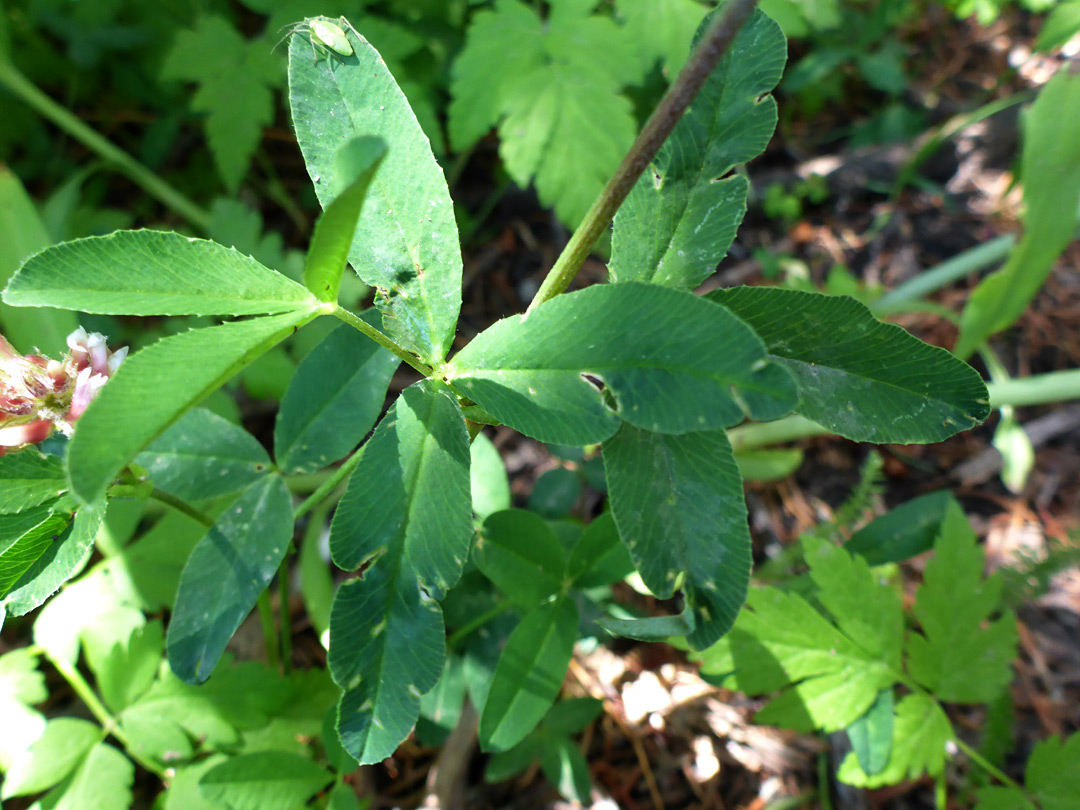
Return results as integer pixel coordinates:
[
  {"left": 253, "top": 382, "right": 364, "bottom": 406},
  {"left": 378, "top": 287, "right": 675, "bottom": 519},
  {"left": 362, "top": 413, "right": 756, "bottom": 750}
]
[{"left": 0, "top": 327, "right": 128, "bottom": 456}]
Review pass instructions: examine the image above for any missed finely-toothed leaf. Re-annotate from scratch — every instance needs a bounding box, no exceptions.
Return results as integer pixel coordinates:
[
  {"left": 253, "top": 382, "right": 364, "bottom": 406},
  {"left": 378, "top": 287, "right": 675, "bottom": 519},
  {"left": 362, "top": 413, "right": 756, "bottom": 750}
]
[
  {"left": 449, "top": 0, "right": 641, "bottom": 226},
  {"left": 448, "top": 283, "right": 797, "bottom": 445},
  {"left": 274, "top": 319, "right": 399, "bottom": 474},
  {"left": 67, "top": 310, "right": 318, "bottom": 504},
  {"left": 479, "top": 597, "right": 579, "bottom": 752},
  {"left": 616, "top": 0, "right": 709, "bottom": 76},
  {"left": 162, "top": 15, "right": 281, "bottom": 192},
  {"left": 199, "top": 751, "right": 333, "bottom": 810},
  {"left": 328, "top": 382, "right": 472, "bottom": 764},
  {"left": 0, "top": 167, "right": 78, "bottom": 355},
  {"left": 0, "top": 717, "right": 100, "bottom": 799},
  {"left": 611, "top": 10, "right": 784, "bottom": 289},
  {"left": 4, "top": 230, "right": 316, "bottom": 316},
  {"left": 604, "top": 424, "right": 750, "bottom": 648},
  {"left": 977, "top": 733, "right": 1080, "bottom": 810},
  {"left": 0, "top": 506, "right": 71, "bottom": 600},
  {"left": 846, "top": 689, "right": 893, "bottom": 778},
  {"left": 906, "top": 502, "right": 1017, "bottom": 703},
  {"left": 696, "top": 536, "right": 902, "bottom": 732},
  {"left": 837, "top": 694, "right": 952, "bottom": 788},
  {"left": 137, "top": 408, "right": 272, "bottom": 502},
  {"left": 708, "top": 286, "right": 990, "bottom": 442},
  {"left": 955, "top": 70, "right": 1080, "bottom": 359},
  {"left": 474, "top": 509, "right": 564, "bottom": 608},
  {"left": 167, "top": 475, "right": 294, "bottom": 683},
  {"left": 3, "top": 498, "right": 103, "bottom": 617},
  {"left": 35, "top": 742, "right": 134, "bottom": 810},
  {"left": 0, "top": 450, "right": 66, "bottom": 513},
  {"left": 98, "top": 621, "right": 164, "bottom": 712},
  {"left": 303, "top": 137, "right": 386, "bottom": 303},
  {"left": 289, "top": 23, "right": 462, "bottom": 366}
]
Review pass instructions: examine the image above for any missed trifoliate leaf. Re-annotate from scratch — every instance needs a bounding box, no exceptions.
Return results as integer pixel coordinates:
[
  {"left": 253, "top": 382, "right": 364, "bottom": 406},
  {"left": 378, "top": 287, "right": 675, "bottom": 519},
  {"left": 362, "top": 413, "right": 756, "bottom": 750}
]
[
  {"left": 906, "top": 502, "right": 1017, "bottom": 703},
  {"left": 450, "top": 0, "right": 641, "bottom": 225}
]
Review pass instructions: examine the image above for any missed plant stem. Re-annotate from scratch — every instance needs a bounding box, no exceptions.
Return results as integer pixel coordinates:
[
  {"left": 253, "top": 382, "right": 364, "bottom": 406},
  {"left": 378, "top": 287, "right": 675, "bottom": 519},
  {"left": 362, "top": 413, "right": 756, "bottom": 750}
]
[
  {"left": 147, "top": 487, "right": 215, "bottom": 528},
  {"left": 331, "top": 304, "right": 434, "bottom": 376},
  {"left": 257, "top": 590, "right": 281, "bottom": 671},
  {"left": 446, "top": 601, "right": 511, "bottom": 650},
  {"left": 293, "top": 445, "right": 365, "bottom": 521},
  {"left": 872, "top": 235, "right": 1014, "bottom": 315},
  {"left": 527, "top": 0, "right": 760, "bottom": 311},
  {"left": 0, "top": 58, "right": 211, "bottom": 232},
  {"left": 954, "top": 737, "right": 1023, "bottom": 791}
]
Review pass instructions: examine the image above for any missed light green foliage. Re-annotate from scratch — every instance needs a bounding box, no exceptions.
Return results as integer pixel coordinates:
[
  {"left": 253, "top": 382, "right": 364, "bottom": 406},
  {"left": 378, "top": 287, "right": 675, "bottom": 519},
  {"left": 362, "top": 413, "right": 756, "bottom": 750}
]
[
  {"left": 448, "top": 283, "right": 798, "bottom": 445},
  {"left": 955, "top": 69, "right": 1080, "bottom": 359},
  {"left": 611, "top": 10, "right": 785, "bottom": 289},
  {"left": 616, "top": 0, "right": 709, "bottom": 76},
  {"left": 31, "top": 742, "right": 134, "bottom": 810},
  {"left": 906, "top": 502, "right": 1018, "bottom": 703},
  {"left": 327, "top": 383, "right": 472, "bottom": 764},
  {"left": 710, "top": 287, "right": 991, "bottom": 442},
  {"left": 289, "top": 21, "right": 462, "bottom": 366},
  {"left": 469, "top": 432, "right": 511, "bottom": 520},
  {"left": 977, "top": 733, "right": 1080, "bottom": 809},
  {"left": 0, "top": 507, "right": 72, "bottom": 599},
  {"left": 198, "top": 750, "right": 333, "bottom": 810},
  {"left": 450, "top": 0, "right": 642, "bottom": 226},
  {"left": 474, "top": 509, "right": 565, "bottom": 608},
  {"left": 1, "top": 717, "right": 100, "bottom": 798},
  {"left": 0, "top": 450, "right": 67, "bottom": 513},
  {"left": 162, "top": 15, "right": 282, "bottom": 192},
  {"left": 1036, "top": 1, "right": 1080, "bottom": 51}
]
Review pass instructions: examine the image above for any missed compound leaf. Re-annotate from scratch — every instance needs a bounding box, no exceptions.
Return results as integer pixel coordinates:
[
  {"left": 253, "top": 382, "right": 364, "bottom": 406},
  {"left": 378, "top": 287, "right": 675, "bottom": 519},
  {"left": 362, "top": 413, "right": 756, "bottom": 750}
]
[
  {"left": 289, "top": 22, "right": 462, "bottom": 366},
  {"left": 708, "top": 286, "right": 990, "bottom": 443},
  {"left": 616, "top": 0, "right": 709, "bottom": 76},
  {"left": 448, "top": 283, "right": 797, "bottom": 445},
  {"left": 611, "top": 10, "right": 785, "bottom": 288}
]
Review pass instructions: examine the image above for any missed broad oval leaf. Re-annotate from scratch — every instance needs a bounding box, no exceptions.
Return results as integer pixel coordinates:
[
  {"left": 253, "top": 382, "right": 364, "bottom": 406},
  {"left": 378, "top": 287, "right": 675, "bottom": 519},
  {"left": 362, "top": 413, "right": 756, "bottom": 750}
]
[
  {"left": 708, "top": 286, "right": 990, "bottom": 443},
  {"left": 474, "top": 509, "right": 564, "bottom": 608},
  {"left": 448, "top": 283, "right": 797, "bottom": 445},
  {"left": 274, "top": 320, "right": 399, "bottom": 474},
  {"left": 611, "top": 10, "right": 786, "bottom": 289},
  {"left": 0, "top": 451, "right": 67, "bottom": 514},
  {"left": 198, "top": 751, "right": 333, "bottom": 810},
  {"left": 289, "top": 24, "right": 462, "bottom": 366},
  {"left": 478, "top": 596, "right": 579, "bottom": 752},
  {"left": 167, "top": 475, "right": 294, "bottom": 684},
  {"left": 67, "top": 309, "right": 318, "bottom": 504},
  {"left": 137, "top": 408, "right": 272, "bottom": 501},
  {"left": 604, "top": 423, "right": 750, "bottom": 648},
  {"left": 4, "top": 230, "right": 317, "bottom": 316}
]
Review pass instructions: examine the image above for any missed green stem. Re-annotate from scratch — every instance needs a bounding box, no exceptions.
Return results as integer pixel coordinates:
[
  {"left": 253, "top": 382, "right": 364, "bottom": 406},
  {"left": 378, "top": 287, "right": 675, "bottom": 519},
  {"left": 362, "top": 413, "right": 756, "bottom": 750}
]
[
  {"left": 446, "top": 601, "right": 511, "bottom": 650},
  {"left": 331, "top": 304, "right": 434, "bottom": 377},
  {"left": 527, "top": 0, "right": 760, "bottom": 311},
  {"left": 48, "top": 653, "right": 120, "bottom": 739},
  {"left": 147, "top": 487, "right": 215, "bottom": 528},
  {"left": 955, "top": 737, "right": 1023, "bottom": 792},
  {"left": 0, "top": 58, "right": 211, "bottom": 231},
  {"left": 872, "top": 235, "right": 1014, "bottom": 315},
  {"left": 293, "top": 444, "right": 365, "bottom": 521},
  {"left": 258, "top": 590, "right": 281, "bottom": 671}
]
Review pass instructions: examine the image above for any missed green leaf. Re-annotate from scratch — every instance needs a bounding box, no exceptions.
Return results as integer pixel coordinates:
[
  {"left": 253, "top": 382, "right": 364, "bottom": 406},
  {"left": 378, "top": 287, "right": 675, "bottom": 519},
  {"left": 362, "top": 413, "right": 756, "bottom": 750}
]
[
  {"left": 0, "top": 449, "right": 67, "bottom": 513},
  {"left": 168, "top": 475, "right": 294, "bottom": 683},
  {"left": 844, "top": 490, "right": 954, "bottom": 565},
  {"left": 448, "top": 283, "right": 796, "bottom": 445},
  {"left": 708, "top": 286, "right": 990, "bottom": 442},
  {"left": 470, "top": 431, "right": 511, "bottom": 521},
  {"left": 539, "top": 734, "right": 593, "bottom": 803},
  {"left": 977, "top": 733, "right": 1080, "bottom": 810},
  {"left": 418, "top": 656, "right": 467, "bottom": 746},
  {"left": 274, "top": 320, "right": 399, "bottom": 474},
  {"left": 162, "top": 15, "right": 281, "bottom": 192},
  {"left": 98, "top": 621, "right": 165, "bottom": 712},
  {"left": 611, "top": 10, "right": 784, "bottom": 288},
  {"left": 162, "top": 755, "right": 231, "bottom": 810},
  {"left": 289, "top": 23, "right": 462, "bottom": 366},
  {"left": 0, "top": 506, "right": 72, "bottom": 599},
  {"left": 734, "top": 447, "right": 803, "bottom": 482},
  {"left": 327, "top": 382, "right": 472, "bottom": 764},
  {"left": 566, "top": 511, "right": 634, "bottom": 588},
  {"left": 137, "top": 408, "right": 272, "bottom": 502},
  {"left": 1036, "top": 0, "right": 1080, "bottom": 51},
  {"left": 474, "top": 509, "right": 564, "bottom": 608},
  {"left": 479, "top": 596, "right": 579, "bottom": 752},
  {"left": 541, "top": 697, "right": 604, "bottom": 735},
  {"left": 4, "top": 230, "right": 317, "bottom": 316},
  {"left": 616, "top": 0, "right": 709, "bottom": 76},
  {"left": 906, "top": 502, "right": 1017, "bottom": 703},
  {"left": 0, "top": 166, "right": 77, "bottom": 356},
  {"left": 449, "top": 0, "right": 640, "bottom": 226},
  {"left": 0, "top": 650, "right": 47, "bottom": 771},
  {"left": 696, "top": 537, "right": 902, "bottom": 733},
  {"left": 303, "top": 137, "right": 386, "bottom": 303},
  {"left": 604, "top": 424, "right": 750, "bottom": 648},
  {"left": 3, "top": 498, "right": 104, "bottom": 618},
  {"left": 528, "top": 468, "right": 581, "bottom": 519},
  {"left": 955, "top": 70, "right": 1080, "bottom": 359},
  {"left": 837, "top": 693, "right": 952, "bottom": 787},
  {"left": 198, "top": 751, "right": 333, "bottom": 810},
  {"left": 974, "top": 787, "right": 1036, "bottom": 810},
  {"left": 0, "top": 717, "right": 100, "bottom": 799},
  {"left": 67, "top": 310, "right": 317, "bottom": 504},
  {"left": 39, "top": 742, "right": 134, "bottom": 810},
  {"left": 599, "top": 610, "right": 695, "bottom": 643},
  {"left": 846, "top": 689, "right": 893, "bottom": 777}
]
